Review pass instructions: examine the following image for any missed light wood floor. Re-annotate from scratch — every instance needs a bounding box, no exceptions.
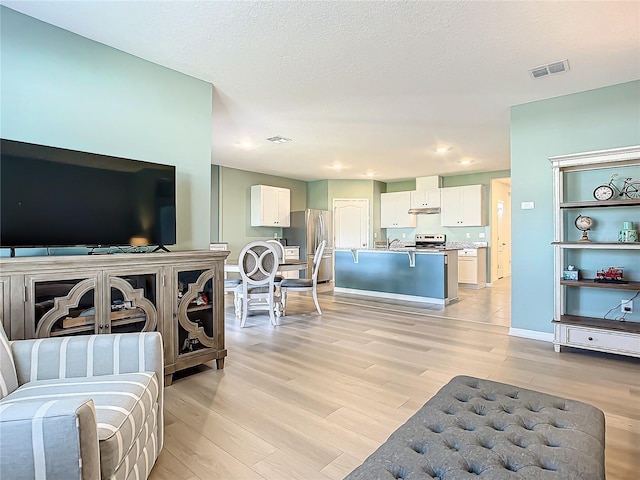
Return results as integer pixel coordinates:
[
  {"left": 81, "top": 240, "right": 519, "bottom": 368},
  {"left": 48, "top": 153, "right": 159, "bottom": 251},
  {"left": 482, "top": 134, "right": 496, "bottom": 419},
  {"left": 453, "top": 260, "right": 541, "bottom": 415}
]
[{"left": 150, "top": 279, "right": 639, "bottom": 480}]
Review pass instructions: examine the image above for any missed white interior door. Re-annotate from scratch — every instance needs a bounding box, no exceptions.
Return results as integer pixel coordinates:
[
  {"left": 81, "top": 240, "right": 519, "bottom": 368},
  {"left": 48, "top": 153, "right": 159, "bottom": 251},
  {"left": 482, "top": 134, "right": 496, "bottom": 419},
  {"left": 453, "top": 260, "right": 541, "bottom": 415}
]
[
  {"left": 496, "top": 199, "right": 511, "bottom": 278},
  {"left": 333, "top": 199, "right": 369, "bottom": 248}
]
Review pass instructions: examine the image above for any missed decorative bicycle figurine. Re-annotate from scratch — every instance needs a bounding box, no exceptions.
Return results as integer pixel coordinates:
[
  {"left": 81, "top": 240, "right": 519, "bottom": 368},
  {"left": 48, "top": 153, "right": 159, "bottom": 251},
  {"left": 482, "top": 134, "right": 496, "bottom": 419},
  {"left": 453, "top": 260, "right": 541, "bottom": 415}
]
[{"left": 593, "top": 173, "right": 640, "bottom": 200}]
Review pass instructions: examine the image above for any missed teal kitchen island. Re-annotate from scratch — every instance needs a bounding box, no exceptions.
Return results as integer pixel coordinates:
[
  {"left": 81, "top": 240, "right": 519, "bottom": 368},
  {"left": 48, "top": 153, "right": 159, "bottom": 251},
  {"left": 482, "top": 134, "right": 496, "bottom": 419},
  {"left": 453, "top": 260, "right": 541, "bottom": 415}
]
[{"left": 334, "top": 248, "right": 459, "bottom": 304}]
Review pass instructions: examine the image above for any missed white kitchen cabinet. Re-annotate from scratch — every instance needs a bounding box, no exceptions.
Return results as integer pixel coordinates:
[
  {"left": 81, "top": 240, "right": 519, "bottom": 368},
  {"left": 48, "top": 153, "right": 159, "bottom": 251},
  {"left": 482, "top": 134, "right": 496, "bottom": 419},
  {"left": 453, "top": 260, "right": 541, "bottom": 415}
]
[
  {"left": 381, "top": 191, "right": 416, "bottom": 228},
  {"left": 410, "top": 190, "right": 441, "bottom": 208},
  {"left": 283, "top": 246, "right": 300, "bottom": 279},
  {"left": 440, "top": 185, "right": 486, "bottom": 226},
  {"left": 251, "top": 185, "right": 291, "bottom": 227},
  {"left": 458, "top": 248, "right": 487, "bottom": 288}
]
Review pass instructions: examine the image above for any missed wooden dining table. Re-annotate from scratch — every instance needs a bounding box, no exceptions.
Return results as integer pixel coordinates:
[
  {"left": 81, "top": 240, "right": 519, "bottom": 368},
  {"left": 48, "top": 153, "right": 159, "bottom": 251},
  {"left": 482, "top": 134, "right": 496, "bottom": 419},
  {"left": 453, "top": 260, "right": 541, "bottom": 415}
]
[{"left": 224, "top": 259, "right": 308, "bottom": 274}]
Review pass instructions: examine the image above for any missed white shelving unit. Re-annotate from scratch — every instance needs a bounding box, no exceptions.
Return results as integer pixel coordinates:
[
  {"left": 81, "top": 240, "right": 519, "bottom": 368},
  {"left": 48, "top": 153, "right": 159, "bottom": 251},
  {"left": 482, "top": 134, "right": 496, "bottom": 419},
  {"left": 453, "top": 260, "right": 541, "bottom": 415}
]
[{"left": 550, "top": 145, "right": 640, "bottom": 357}]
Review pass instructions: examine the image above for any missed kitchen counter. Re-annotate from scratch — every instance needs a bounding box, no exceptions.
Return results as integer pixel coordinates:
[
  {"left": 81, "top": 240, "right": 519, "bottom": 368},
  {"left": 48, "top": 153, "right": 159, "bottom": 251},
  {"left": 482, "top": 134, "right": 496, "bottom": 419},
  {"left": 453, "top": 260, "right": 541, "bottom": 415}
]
[{"left": 334, "top": 248, "right": 458, "bottom": 304}]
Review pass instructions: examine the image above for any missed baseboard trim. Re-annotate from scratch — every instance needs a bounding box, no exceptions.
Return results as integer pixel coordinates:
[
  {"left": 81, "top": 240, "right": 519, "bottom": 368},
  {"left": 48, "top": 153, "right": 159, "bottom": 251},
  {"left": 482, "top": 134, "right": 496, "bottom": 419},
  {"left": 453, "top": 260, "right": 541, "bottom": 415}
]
[
  {"left": 508, "top": 328, "right": 554, "bottom": 343},
  {"left": 333, "top": 287, "right": 450, "bottom": 305}
]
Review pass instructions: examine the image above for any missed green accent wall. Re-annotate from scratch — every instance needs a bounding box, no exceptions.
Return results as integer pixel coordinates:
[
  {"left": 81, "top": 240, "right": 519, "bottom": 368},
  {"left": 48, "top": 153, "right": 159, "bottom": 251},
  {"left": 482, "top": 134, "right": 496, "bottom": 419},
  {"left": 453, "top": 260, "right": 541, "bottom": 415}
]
[
  {"left": 386, "top": 180, "right": 416, "bottom": 193},
  {"left": 211, "top": 165, "right": 220, "bottom": 241},
  {"left": 308, "top": 180, "right": 329, "bottom": 210},
  {"left": 510, "top": 80, "right": 640, "bottom": 333},
  {"left": 217, "top": 167, "right": 307, "bottom": 259},
  {"left": 0, "top": 7, "right": 213, "bottom": 254}
]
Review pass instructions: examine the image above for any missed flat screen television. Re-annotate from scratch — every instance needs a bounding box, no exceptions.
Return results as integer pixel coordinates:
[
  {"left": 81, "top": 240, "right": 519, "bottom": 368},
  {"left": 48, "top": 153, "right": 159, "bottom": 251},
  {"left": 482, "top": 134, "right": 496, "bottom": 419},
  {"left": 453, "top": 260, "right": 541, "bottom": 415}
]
[{"left": 0, "top": 138, "right": 176, "bottom": 249}]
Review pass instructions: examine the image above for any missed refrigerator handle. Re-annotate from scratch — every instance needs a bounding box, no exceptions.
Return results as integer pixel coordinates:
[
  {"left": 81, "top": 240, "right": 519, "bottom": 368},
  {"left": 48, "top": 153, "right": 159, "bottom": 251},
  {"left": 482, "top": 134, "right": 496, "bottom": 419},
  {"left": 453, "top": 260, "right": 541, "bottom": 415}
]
[{"left": 318, "top": 214, "right": 324, "bottom": 249}]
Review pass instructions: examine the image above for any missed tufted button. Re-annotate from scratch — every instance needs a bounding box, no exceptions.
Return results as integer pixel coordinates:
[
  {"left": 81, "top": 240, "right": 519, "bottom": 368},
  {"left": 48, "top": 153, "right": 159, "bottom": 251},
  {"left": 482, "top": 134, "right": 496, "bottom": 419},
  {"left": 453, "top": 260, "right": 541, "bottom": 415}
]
[
  {"left": 427, "top": 424, "right": 444, "bottom": 433},
  {"left": 422, "top": 464, "right": 442, "bottom": 479},
  {"left": 444, "top": 440, "right": 461, "bottom": 451},
  {"left": 454, "top": 393, "right": 471, "bottom": 403},
  {"left": 501, "top": 404, "right": 514, "bottom": 414},
  {"left": 410, "top": 442, "right": 428, "bottom": 455},
  {"left": 472, "top": 404, "right": 486, "bottom": 416},
  {"left": 388, "top": 465, "right": 410, "bottom": 480}
]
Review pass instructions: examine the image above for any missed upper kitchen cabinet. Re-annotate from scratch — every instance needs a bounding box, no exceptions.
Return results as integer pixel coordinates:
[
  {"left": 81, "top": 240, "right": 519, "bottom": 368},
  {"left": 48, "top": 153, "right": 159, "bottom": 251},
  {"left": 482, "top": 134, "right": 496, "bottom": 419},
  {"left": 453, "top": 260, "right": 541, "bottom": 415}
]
[
  {"left": 440, "top": 185, "right": 486, "bottom": 227},
  {"left": 410, "top": 190, "right": 441, "bottom": 209},
  {"left": 251, "top": 185, "right": 291, "bottom": 227},
  {"left": 381, "top": 191, "right": 416, "bottom": 228}
]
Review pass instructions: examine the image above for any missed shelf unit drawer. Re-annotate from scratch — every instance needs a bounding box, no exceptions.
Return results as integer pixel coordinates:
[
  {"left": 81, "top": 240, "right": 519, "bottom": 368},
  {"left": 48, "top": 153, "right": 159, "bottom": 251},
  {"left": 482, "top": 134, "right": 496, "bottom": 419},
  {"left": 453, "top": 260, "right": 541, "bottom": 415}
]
[{"left": 555, "top": 324, "right": 640, "bottom": 357}]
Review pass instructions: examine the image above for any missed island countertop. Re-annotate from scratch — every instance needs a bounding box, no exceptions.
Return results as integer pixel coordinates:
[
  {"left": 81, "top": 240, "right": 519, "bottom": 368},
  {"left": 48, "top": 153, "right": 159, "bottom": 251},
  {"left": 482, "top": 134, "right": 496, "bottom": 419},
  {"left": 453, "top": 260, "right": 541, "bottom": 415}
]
[
  {"left": 335, "top": 246, "right": 461, "bottom": 253},
  {"left": 334, "top": 248, "right": 459, "bottom": 304}
]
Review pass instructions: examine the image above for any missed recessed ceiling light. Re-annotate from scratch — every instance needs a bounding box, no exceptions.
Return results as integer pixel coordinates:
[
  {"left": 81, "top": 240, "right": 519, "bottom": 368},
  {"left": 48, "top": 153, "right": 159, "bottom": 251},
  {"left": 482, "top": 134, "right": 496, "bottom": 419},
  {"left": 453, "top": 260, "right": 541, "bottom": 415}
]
[
  {"left": 365, "top": 172, "right": 375, "bottom": 177},
  {"left": 459, "top": 159, "right": 473, "bottom": 166},
  {"left": 332, "top": 164, "right": 343, "bottom": 170},
  {"left": 239, "top": 140, "right": 255, "bottom": 150},
  {"left": 266, "top": 135, "right": 292, "bottom": 144},
  {"left": 435, "top": 146, "right": 451, "bottom": 153}
]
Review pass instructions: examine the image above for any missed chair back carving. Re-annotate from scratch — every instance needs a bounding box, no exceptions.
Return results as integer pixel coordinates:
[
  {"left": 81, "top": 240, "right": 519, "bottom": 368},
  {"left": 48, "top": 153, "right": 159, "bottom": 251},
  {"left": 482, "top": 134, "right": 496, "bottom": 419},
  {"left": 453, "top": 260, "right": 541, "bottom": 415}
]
[{"left": 238, "top": 241, "right": 279, "bottom": 286}]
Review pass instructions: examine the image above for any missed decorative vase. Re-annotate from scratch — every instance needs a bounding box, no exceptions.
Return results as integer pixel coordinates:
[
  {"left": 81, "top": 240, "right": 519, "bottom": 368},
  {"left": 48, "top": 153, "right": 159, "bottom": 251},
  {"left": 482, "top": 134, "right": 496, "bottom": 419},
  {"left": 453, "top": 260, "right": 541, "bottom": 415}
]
[{"left": 618, "top": 221, "right": 638, "bottom": 242}]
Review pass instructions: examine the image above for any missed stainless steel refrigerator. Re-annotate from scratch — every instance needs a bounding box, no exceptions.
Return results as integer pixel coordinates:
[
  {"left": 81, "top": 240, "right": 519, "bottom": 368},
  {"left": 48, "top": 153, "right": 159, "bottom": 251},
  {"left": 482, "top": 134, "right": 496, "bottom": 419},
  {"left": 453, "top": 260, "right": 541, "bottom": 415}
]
[{"left": 284, "top": 209, "right": 333, "bottom": 282}]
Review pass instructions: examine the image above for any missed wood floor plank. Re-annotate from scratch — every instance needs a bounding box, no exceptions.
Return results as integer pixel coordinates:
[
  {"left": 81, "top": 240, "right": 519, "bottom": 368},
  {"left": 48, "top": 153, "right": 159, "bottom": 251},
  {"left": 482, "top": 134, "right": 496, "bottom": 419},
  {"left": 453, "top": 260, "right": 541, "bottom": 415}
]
[
  {"left": 149, "top": 279, "right": 640, "bottom": 480},
  {"left": 163, "top": 422, "right": 268, "bottom": 480},
  {"left": 163, "top": 387, "right": 278, "bottom": 466},
  {"left": 252, "top": 449, "right": 333, "bottom": 480}
]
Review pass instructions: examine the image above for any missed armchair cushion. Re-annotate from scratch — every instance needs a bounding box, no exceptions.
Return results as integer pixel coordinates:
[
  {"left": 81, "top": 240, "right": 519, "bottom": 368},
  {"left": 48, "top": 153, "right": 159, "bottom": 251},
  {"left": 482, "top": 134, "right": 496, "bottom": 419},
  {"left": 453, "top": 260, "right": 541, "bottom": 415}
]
[
  {"left": 1, "top": 371, "right": 159, "bottom": 479},
  {"left": 0, "top": 397, "right": 100, "bottom": 480},
  {"left": 0, "top": 323, "right": 18, "bottom": 399}
]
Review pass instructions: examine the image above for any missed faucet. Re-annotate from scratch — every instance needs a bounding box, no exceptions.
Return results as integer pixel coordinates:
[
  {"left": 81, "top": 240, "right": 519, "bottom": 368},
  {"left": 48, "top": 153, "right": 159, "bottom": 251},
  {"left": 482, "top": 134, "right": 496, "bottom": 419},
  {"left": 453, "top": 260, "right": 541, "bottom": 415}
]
[{"left": 386, "top": 236, "right": 396, "bottom": 249}]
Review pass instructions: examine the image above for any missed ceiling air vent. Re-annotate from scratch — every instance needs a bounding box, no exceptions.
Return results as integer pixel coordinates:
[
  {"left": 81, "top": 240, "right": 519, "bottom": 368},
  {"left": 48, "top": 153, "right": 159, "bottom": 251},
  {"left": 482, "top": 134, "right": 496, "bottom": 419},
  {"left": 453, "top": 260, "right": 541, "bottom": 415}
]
[
  {"left": 528, "top": 59, "right": 570, "bottom": 79},
  {"left": 266, "top": 135, "right": 292, "bottom": 144}
]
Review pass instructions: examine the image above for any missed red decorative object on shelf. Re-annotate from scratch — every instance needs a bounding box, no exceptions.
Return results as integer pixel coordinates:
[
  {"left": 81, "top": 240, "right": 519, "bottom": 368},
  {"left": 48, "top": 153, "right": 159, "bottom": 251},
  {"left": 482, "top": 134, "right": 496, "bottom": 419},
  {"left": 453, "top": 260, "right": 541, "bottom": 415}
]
[{"left": 594, "top": 267, "right": 628, "bottom": 284}]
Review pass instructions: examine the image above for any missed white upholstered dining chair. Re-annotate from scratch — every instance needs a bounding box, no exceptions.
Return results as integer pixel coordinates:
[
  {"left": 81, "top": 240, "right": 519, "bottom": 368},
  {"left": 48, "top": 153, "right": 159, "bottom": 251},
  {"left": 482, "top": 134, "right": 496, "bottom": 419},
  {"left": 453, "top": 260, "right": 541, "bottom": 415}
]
[
  {"left": 237, "top": 241, "right": 282, "bottom": 327},
  {"left": 280, "top": 240, "right": 326, "bottom": 315}
]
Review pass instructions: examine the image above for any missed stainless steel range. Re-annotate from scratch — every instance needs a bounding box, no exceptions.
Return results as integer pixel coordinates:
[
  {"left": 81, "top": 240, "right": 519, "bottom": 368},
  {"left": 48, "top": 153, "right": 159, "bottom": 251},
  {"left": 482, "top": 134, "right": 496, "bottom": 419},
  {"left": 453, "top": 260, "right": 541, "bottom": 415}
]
[{"left": 415, "top": 233, "right": 446, "bottom": 249}]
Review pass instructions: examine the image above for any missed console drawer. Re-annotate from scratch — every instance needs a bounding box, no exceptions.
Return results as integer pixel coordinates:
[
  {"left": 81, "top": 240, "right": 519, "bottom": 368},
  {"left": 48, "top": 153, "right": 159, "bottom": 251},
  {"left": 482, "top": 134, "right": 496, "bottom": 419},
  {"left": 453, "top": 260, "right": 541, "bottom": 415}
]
[{"left": 565, "top": 326, "right": 640, "bottom": 355}]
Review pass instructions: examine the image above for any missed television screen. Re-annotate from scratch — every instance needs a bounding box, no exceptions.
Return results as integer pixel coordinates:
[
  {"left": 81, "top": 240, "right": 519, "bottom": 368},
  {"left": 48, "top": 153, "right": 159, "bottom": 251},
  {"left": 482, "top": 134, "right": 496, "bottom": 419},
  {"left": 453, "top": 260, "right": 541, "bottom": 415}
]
[{"left": 0, "top": 139, "right": 176, "bottom": 248}]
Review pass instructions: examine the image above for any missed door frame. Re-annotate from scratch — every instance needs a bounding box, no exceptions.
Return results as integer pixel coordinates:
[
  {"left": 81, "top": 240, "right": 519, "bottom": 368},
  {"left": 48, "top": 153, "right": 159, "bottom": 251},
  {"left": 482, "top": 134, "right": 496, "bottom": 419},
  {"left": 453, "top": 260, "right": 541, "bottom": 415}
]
[{"left": 490, "top": 178, "right": 511, "bottom": 282}]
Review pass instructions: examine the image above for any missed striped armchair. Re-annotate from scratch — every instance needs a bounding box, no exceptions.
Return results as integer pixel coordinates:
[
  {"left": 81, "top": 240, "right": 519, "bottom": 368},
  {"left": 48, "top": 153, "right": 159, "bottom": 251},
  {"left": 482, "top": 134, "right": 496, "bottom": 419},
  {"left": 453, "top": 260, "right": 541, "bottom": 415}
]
[{"left": 0, "top": 324, "right": 163, "bottom": 480}]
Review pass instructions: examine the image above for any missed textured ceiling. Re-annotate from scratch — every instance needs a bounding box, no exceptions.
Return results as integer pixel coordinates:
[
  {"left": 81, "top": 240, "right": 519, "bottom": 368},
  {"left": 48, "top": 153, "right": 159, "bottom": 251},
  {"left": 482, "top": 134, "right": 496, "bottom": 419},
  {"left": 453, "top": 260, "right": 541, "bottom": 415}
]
[{"left": 3, "top": 1, "right": 639, "bottom": 181}]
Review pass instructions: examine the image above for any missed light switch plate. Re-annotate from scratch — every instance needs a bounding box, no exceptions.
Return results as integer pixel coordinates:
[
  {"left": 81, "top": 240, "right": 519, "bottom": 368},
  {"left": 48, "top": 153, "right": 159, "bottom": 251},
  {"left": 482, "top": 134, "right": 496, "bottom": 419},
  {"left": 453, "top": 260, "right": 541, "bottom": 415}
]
[{"left": 521, "top": 201, "right": 535, "bottom": 210}]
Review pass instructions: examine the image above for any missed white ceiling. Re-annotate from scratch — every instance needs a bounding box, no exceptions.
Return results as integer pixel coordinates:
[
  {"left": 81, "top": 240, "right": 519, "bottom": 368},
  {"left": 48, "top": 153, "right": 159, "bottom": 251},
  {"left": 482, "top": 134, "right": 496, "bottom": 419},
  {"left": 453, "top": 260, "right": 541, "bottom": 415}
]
[{"left": 3, "top": 1, "right": 639, "bottom": 182}]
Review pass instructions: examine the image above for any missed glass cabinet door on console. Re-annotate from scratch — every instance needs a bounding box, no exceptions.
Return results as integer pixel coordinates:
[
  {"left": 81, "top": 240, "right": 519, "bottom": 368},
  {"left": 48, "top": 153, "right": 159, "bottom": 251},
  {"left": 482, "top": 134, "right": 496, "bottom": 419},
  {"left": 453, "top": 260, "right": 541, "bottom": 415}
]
[
  {"left": 163, "top": 259, "right": 226, "bottom": 385},
  {"left": 105, "top": 270, "right": 160, "bottom": 335},
  {"left": 25, "top": 272, "right": 99, "bottom": 338},
  {"left": 173, "top": 267, "right": 216, "bottom": 360}
]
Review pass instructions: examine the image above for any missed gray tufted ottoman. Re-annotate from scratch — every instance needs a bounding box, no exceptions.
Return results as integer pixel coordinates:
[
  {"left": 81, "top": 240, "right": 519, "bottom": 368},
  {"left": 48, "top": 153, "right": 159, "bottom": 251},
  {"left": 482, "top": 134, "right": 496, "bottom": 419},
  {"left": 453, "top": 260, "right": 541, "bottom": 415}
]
[{"left": 345, "top": 376, "right": 605, "bottom": 480}]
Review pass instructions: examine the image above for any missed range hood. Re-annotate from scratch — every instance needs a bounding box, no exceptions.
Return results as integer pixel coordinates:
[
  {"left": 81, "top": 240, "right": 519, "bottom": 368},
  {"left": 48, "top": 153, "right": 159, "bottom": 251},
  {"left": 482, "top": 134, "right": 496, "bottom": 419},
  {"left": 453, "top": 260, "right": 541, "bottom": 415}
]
[{"left": 408, "top": 207, "right": 441, "bottom": 215}]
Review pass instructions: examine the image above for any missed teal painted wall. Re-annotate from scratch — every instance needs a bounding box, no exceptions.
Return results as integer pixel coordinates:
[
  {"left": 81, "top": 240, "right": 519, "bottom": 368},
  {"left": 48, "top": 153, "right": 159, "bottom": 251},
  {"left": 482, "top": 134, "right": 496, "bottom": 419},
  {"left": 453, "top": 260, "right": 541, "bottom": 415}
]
[
  {"left": 0, "top": 7, "right": 213, "bottom": 254},
  {"left": 510, "top": 80, "right": 640, "bottom": 333},
  {"left": 211, "top": 165, "right": 220, "bottom": 241},
  {"left": 308, "top": 180, "right": 329, "bottom": 210},
  {"left": 386, "top": 180, "right": 416, "bottom": 193},
  {"left": 218, "top": 167, "right": 307, "bottom": 259}
]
